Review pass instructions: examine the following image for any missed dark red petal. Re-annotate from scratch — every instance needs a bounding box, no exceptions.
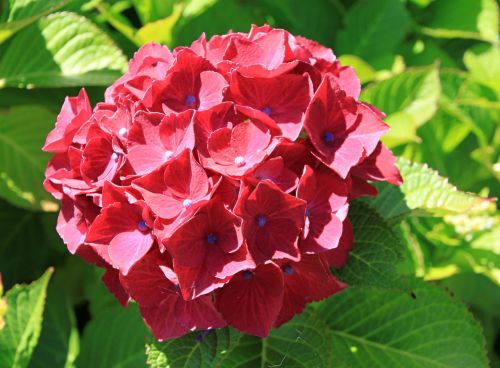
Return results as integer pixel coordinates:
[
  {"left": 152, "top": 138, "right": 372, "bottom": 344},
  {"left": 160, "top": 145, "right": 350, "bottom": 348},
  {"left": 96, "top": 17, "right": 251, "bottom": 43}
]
[
  {"left": 215, "top": 263, "right": 284, "bottom": 337},
  {"left": 352, "top": 143, "right": 403, "bottom": 185},
  {"left": 274, "top": 255, "right": 346, "bottom": 327},
  {"left": 321, "top": 220, "right": 354, "bottom": 268}
]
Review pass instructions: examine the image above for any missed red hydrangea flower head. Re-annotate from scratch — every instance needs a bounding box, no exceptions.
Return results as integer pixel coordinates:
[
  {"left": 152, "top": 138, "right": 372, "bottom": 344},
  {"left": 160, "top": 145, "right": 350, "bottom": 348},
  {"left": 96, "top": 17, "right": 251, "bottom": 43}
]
[{"left": 43, "top": 25, "right": 401, "bottom": 339}]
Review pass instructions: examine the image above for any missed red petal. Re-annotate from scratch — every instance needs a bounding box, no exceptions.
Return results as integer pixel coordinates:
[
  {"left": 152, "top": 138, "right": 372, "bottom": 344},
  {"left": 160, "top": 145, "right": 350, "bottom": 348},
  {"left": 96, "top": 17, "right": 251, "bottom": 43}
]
[
  {"left": 274, "top": 255, "right": 346, "bottom": 327},
  {"left": 108, "top": 230, "right": 154, "bottom": 275},
  {"left": 215, "top": 263, "right": 284, "bottom": 337}
]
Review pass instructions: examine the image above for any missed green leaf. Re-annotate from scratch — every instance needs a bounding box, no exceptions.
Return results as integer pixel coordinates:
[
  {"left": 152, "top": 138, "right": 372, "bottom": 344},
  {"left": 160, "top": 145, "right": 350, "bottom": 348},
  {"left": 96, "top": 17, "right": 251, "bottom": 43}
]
[
  {"left": 131, "top": 0, "right": 174, "bottom": 24},
  {"left": 135, "top": 3, "right": 183, "bottom": 46},
  {"left": 336, "top": 0, "right": 410, "bottom": 62},
  {"left": 0, "top": 0, "right": 69, "bottom": 43},
  {"left": 171, "top": 0, "right": 265, "bottom": 47},
  {"left": 147, "top": 309, "right": 333, "bottom": 368},
  {"left": 76, "top": 303, "right": 149, "bottom": 368},
  {"left": 338, "top": 55, "right": 375, "bottom": 83},
  {"left": 333, "top": 202, "right": 404, "bottom": 288},
  {"left": 418, "top": 0, "right": 499, "bottom": 43},
  {"left": 367, "top": 158, "right": 493, "bottom": 221},
  {"left": 464, "top": 45, "right": 500, "bottom": 93},
  {"left": 0, "top": 199, "right": 63, "bottom": 288},
  {"left": 399, "top": 39, "right": 458, "bottom": 68},
  {"left": 0, "top": 105, "right": 58, "bottom": 211},
  {"left": 381, "top": 112, "right": 420, "bottom": 147},
  {"left": 0, "top": 268, "right": 53, "bottom": 368},
  {"left": 0, "top": 11, "right": 127, "bottom": 88},
  {"left": 29, "top": 283, "right": 79, "bottom": 368},
  {"left": 182, "top": 0, "right": 218, "bottom": 19},
  {"left": 409, "top": 70, "right": 500, "bottom": 190},
  {"left": 259, "top": 0, "right": 340, "bottom": 47},
  {"left": 440, "top": 273, "right": 500, "bottom": 367},
  {"left": 316, "top": 280, "right": 488, "bottom": 368},
  {"left": 361, "top": 67, "right": 441, "bottom": 147}
]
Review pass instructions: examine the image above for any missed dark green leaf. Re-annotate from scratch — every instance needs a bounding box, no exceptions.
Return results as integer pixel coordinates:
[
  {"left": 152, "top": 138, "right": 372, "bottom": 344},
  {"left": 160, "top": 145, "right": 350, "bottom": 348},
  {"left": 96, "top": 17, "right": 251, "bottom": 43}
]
[
  {"left": 336, "top": 0, "right": 410, "bottom": 62},
  {"left": 147, "top": 309, "right": 333, "bottom": 368},
  {"left": 334, "top": 202, "right": 404, "bottom": 288},
  {"left": 77, "top": 303, "right": 149, "bottom": 368},
  {"left": 29, "top": 283, "right": 79, "bottom": 368},
  {"left": 316, "top": 280, "right": 488, "bottom": 367},
  {"left": 0, "top": 199, "right": 63, "bottom": 288},
  {"left": 0, "top": 105, "right": 58, "bottom": 211},
  {"left": 259, "top": 0, "right": 340, "bottom": 47}
]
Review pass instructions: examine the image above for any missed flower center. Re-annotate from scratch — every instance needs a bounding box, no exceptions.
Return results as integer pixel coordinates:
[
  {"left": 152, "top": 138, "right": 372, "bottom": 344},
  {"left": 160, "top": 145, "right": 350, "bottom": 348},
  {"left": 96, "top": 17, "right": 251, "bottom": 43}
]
[
  {"left": 185, "top": 95, "right": 196, "bottom": 106},
  {"left": 111, "top": 152, "right": 119, "bottom": 161},
  {"left": 242, "top": 270, "right": 253, "bottom": 280},
  {"left": 137, "top": 220, "right": 148, "bottom": 232},
  {"left": 118, "top": 127, "right": 127, "bottom": 136},
  {"left": 261, "top": 106, "right": 271, "bottom": 115},
  {"left": 234, "top": 156, "right": 246, "bottom": 167},
  {"left": 256, "top": 215, "right": 266, "bottom": 228},
  {"left": 305, "top": 208, "right": 310, "bottom": 217},
  {"left": 322, "top": 131, "right": 335, "bottom": 143},
  {"left": 182, "top": 199, "right": 193, "bottom": 208},
  {"left": 282, "top": 264, "right": 294, "bottom": 276},
  {"left": 164, "top": 150, "right": 174, "bottom": 160},
  {"left": 206, "top": 233, "right": 217, "bottom": 245}
]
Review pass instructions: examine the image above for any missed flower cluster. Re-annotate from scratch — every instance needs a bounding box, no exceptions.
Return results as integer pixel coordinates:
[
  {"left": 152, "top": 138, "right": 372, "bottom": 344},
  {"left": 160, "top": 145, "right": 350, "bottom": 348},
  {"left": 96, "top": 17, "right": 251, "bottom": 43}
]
[{"left": 43, "top": 25, "right": 402, "bottom": 340}]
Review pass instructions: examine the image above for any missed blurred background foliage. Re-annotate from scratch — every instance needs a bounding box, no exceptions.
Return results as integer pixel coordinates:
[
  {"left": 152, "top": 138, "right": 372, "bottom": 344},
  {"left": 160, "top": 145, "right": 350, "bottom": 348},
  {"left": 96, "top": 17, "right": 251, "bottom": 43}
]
[{"left": 0, "top": 0, "right": 498, "bottom": 367}]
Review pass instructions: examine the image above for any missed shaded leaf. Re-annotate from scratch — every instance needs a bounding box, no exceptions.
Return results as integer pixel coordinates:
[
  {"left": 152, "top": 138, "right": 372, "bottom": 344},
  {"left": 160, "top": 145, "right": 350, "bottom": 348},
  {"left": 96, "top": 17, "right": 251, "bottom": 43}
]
[
  {"left": 29, "top": 283, "right": 79, "bottom": 368},
  {"left": 0, "top": 199, "right": 63, "bottom": 288},
  {"left": 336, "top": 0, "right": 410, "bottom": 62},
  {"left": 259, "top": 0, "right": 340, "bottom": 47},
  {"left": 76, "top": 303, "right": 149, "bottom": 368},
  {"left": 0, "top": 105, "right": 57, "bottom": 211}
]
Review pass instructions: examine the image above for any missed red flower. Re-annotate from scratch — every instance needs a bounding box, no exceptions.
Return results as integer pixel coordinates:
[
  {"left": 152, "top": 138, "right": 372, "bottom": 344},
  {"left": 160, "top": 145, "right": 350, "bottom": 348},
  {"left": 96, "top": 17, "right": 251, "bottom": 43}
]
[
  {"left": 246, "top": 156, "right": 299, "bottom": 193},
  {"left": 304, "top": 75, "right": 388, "bottom": 178},
  {"left": 351, "top": 142, "right": 403, "bottom": 186},
  {"left": 86, "top": 200, "right": 154, "bottom": 274},
  {"left": 144, "top": 49, "right": 227, "bottom": 113},
  {"left": 127, "top": 110, "right": 195, "bottom": 175},
  {"left": 43, "top": 25, "right": 402, "bottom": 341},
  {"left": 321, "top": 219, "right": 354, "bottom": 268},
  {"left": 234, "top": 181, "right": 306, "bottom": 264},
  {"left": 297, "top": 165, "right": 348, "bottom": 253},
  {"left": 215, "top": 263, "right": 284, "bottom": 337},
  {"left": 230, "top": 71, "right": 312, "bottom": 140},
  {"left": 274, "top": 255, "right": 346, "bottom": 327},
  {"left": 132, "top": 149, "right": 212, "bottom": 219},
  {"left": 204, "top": 121, "right": 273, "bottom": 177},
  {"left": 121, "top": 249, "right": 225, "bottom": 340},
  {"left": 43, "top": 89, "right": 92, "bottom": 153},
  {"left": 165, "top": 200, "right": 253, "bottom": 300}
]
